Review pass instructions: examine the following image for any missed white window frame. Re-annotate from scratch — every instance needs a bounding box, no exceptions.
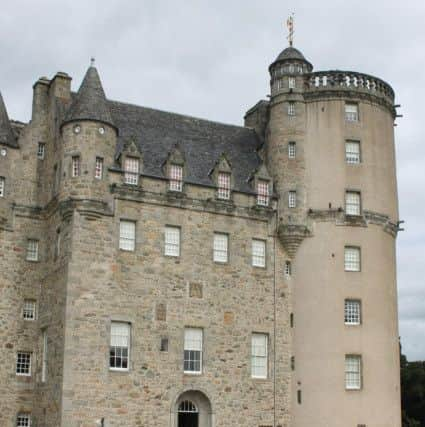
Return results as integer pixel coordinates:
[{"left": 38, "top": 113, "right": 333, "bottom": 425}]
[
  {"left": 41, "top": 329, "right": 47, "bottom": 382},
  {"left": 95, "top": 157, "right": 103, "bottom": 179},
  {"left": 124, "top": 157, "right": 139, "bottom": 185},
  {"left": 345, "top": 191, "right": 361, "bottom": 216},
  {"left": 213, "top": 232, "right": 228, "bottom": 263},
  {"left": 345, "top": 140, "right": 360, "bottom": 164},
  {"left": 119, "top": 220, "right": 136, "bottom": 252},
  {"left": 26, "top": 240, "right": 39, "bottom": 262},
  {"left": 288, "top": 191, "right": 297, "bottom": 208},
  {"left": 288, "top": 102, "right": 295, "bottom": 116},
  {"left": 109, "top": 322, "right": 131, "bottom": 371},
  {"left": 251, "top": 333, "right": 268, "bottom": 379},
  {"left": 345, "top": 355, "right": 362, "bottom": 390},
  {"left": 288, "top": 77, "right": 296, "bottom": 89},
  {"left": 71, "top": 156, "right": 81, "bottom": 177},
  {"left": 344, "top": 299, "right": 361, "bottom": 325},
  {"left": 16, "top": 352, "right": 31, "bottom": 376},
  {"left": 169, "top": 164, "right": 183, "bottom": 192},
  {"left": 165, "top": 226, "right": 181, "bottom": 257},
  {"left": 16, "top": 413, "right": 32, "bottom": 427},
  {"left": 345, "top": 103, "right": 359, "bottom": 122},
  {"left": 288, "top": 141, "right": 296, "bottom": 159},
  {"left": 37, "top": 142, "right": 45, "bottom": 160},
  {"left": 0, "top": 176, "right": 4, "bottom": 197},
  {"left": 184, "top": 328, "right": 203, "bottom": 374},
  {"left": 252, "top": 239, "right": 266, "bottom": 268},
  {"left": 217, "top": 172, "right": 231, "bottom": 200},
  {"left": 23, "top": 300, "right": 36, "bottom": 321},
  {"left": 344, "top": 246, "right": 361, "bottom": 272},
  {"left": 256, "top": 180, "right": 270, "bottom": 207}
]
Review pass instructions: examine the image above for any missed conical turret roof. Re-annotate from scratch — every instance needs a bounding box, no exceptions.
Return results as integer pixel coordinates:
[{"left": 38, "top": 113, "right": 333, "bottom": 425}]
[
  {"left": 63, "top": 66, "right": 116, "bottom": 130},
  {"left": 0, "top": 92, "right": 17, "bottom": 147},
  {"left": 269, "top": 46, "right": 313, "bottom": 71}
]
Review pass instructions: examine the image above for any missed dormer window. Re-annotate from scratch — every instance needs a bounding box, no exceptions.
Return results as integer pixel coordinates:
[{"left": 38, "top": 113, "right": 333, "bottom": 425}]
[
  {"left": 217, "top": 172, "right": 231, "bottom": 200},
  {"left": 257, "top": 180, "right": 270, "bottom": 207},
  {"left": 124, "top": 157, "right": 139, "bottom": 185},
  {"left": 169, "top": 164, "right": 183, "bottom": 192}
]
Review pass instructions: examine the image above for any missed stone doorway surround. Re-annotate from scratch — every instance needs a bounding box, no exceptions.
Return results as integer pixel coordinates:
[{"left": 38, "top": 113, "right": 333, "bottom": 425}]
[{"left": 170, "top": 389, "right": 213, "bottom": 427}]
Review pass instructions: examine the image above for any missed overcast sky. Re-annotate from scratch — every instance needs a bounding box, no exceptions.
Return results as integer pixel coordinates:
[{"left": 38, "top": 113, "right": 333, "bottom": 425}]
[{"left": 1, "top": 0, "right": 424, "bottom": 360}]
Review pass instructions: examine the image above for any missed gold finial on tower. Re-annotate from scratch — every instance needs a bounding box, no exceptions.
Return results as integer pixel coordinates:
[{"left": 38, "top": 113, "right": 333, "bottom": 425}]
[{"left": 286, "top": 14, "right": 294, "bottom": 47}]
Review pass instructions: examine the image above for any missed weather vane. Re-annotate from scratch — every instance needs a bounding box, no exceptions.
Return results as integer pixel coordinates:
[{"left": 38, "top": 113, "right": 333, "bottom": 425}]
[{"left": 286, "top": 14, "right": 294, "bottom": 47}]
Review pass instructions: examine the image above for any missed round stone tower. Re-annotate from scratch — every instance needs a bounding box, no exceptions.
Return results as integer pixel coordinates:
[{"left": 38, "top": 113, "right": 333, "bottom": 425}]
[{"left": 266, "top": 45, "right": 401, "bottom": 427}]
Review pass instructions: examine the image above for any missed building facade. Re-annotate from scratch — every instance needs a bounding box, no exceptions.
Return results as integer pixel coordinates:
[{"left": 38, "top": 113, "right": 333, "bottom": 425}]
[{"left": 0, "top": 42, "right": 401, "bottom": 427}]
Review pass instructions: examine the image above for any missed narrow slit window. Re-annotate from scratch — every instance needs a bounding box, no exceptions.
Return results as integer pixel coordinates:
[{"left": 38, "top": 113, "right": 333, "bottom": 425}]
[
  {"left": 72, "top": 156, "right": 81, "bottom": 177},
  {"left": 0, "top": 176, "right": 4, "bottom": 197},
  {"left": 41, "top": 329, "right": 47, "bottom": 382},
  {"left": 217, "top": 172, "right": 231, "bottom": 200},
  {"left": 26, "top": 240, "right": 39, "bottom": 261},
  {"left": 165, "top": 226, "right": 180, "bottom": 257},
  {"left": 95, "top": 157, "right": 103, "bottom": 179},
  {"left": 119, "top": 220, "right": 136, "bottom": 251},
  {"left": 288, "top": 191, "right": 297, "bottom": 208},
  {"left": 124, "top": 157, "right": 139, "bottom": 185},
  {"left": 184, "top": 328, "right": 203, "bottom": 373},
  {"left": 169, "top": 164, "right": 183, "bottom": 192},
  {"left": 288, "top": 102, "right": 295, "bottom": 116},
  {"left": 288, "top": 142, "right": 296, "bottom": 158},
  {"left": 257, "top": 180, "right": 270, "bottom": 207},
  {"left": 213, "top": 233, "right": 228, "bottom": 263},
  {"left": 110, "top": 322, "right": 130, "bottom": 371},
  {"left": 37, "top": 142, "right": 45, "bottom": 160},
  {"left": 251, "top": 333, "right": 268, "bottom": 378},
  {"left": 285, "top": 261, "right": 292, "bottom": 276}
]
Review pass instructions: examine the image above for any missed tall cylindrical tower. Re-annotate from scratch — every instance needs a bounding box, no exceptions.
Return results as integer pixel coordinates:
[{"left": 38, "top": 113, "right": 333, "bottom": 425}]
[{"left": 266, "top": 46, "right": 401, "bottom": 427}]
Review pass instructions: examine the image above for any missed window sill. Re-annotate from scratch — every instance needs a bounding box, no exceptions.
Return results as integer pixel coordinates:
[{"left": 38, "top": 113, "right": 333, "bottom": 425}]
[
  {"left": 109, "top": 368, "right": 130, "bottom": 373},
  {"left": 344, "top": 323, "right": 361, "bottom": 326},
  {"left": 183, "top": 371, "right": 202, "bottom": 376},
  {"left": 345, "top": 387, "right": 362, "bottom": 391},
  {"left": 213, "top": 260, "right": 228, "bottom": 265},
  {"left": 26, "top": 259, "right": 39, "bottom": 263}
]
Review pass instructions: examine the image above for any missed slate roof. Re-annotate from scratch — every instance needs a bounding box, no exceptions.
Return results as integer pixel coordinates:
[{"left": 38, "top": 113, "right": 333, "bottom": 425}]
[
  {"left": 270, "top": 46, "right": 313, "bottom": 70},
  {"left": 63, "top": 67, "right": 115, "bottom": 129},
  {"left": 108, "top": 100, "right": 263, "bottom": 193},
  {"left": 0, "top": 92, "right": 18, "bottom": 148}
]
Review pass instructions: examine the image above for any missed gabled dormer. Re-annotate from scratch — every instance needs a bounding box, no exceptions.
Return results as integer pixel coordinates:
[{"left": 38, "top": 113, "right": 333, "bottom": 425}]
[
  {"left": 117, "top": 139, "right": 142, "bottom": 186},
  {"left": 163, "top": 145, "right": 185, "bottom": 192},
  {"left": 209, "top": 153, "right": 232, "bottom": 201},
  {"left": 249, "top": 162, "right": 273, "bottom": 207}
]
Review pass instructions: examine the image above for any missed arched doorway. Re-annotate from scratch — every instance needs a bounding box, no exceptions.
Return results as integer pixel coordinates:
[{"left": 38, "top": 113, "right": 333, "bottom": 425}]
[
  {"left": 174, "top": 390, "right": 212, "bottom": 427},
  {"left": 178, "top": 400, "right": 198, "bottom": 427}
]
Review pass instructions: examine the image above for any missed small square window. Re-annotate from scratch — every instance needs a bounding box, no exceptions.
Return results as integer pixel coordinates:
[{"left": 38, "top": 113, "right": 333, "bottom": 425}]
[
  {"left": 345, "top": 300, "right": 361, "bottom": 325},
  {"left": 288, "top": 142, "right": 296, "bottom": 159},
  {"left": 345, "top": 191, "right": 361, "bottom": 216},
  {"left": 213, "top": 233, "right": 228, "bottom": 263},
  {"left": 288, "top": 77, "right": 296, "bottom": 89},
  {"left": 0, "top": 176, "right": 4, "bottom": 197},
  {"left": 257, "top": 180, "right": 270, "bottom": 207},
  {"left": 345, "top": 103, "right": 359, "bottom": 122},
  {"left": 288, "top": 191, "right": 297, "bottom": 208},
  {"left": 169, "top": 164, "right": 183, "bottom": 192},
  {"left": 217, "top": 172, "right": 231, "bottom": 200},
  {"left": 119, "top": 220, "right": 136, "bottom": 251},
  {"left": 110, "top": 322, "right": 130, "bottom": 371},
  {"left": 16, "top": 414, "right": 31, "bottom": 427},
  {"left": 23, "top": 300, "right": 36, "bottom": 321},
  {"left": 251, "top": 333, "right": 268, "bottom": 379},
  {"left": 16, "top": 352, "right": 31, "bottom": 376},
  {"left": 288, "top": 102, "right": 295, "bottom": 116},
  {"left": 184, "top": 328, "right": 203, "bottom": 373},
  {"left": 72, "top": 156, "right": 81, "bottom": 177},
  {"left": 160, "top": 338, "right": 169, "bottom": 352},
  {"left": 95, "top": 157, "right": 103, "bottom": 179},
  {"left": 345, "top": 141, "right": 360, "bottom": 164},
  {"left": 124, "top": 157, "right": 139, "bottom": 185},
  {"left": 37, "top": 142, "right": 45, "bottom": 160},
  {"left": 345, "top": 246, "right": 361, "bottom": 272},
  {"left": 165, "top": 226, "right": 180, "bottom": 257},
  {"left": 26, "top": 240, "right": 39, "bottom": 261},
  {"left": 252, "top": 239, "right": 266, "bottom": 268},
  {"left": 345, "top": 355, "right": 362, "bottom": 389}
]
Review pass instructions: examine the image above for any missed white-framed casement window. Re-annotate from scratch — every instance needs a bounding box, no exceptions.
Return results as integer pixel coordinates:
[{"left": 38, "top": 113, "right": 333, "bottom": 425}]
[
  {"left": 288, "top": 77, "right": 296, "bottom": 89},
  {"left": 165, "top": 226, "right": 181, "bottom": 257},
  {"left": 0, "top": 176, "right": 5, "bottom": 197},
  {"left": 256, "top": 180, "right": 270, "bottom": 207},
  {"left": 345, "top": 299, "right": 361, "bottom": 325},
  {"left": 251, "top": 333, "right": 268, "bottom": 379},
  {"left": 345, "top": 140, "right": 360, "bottom": 164},
  {"left": 288, "top": 141, "right": 296, "bottom": 158},
  {"left": 95, "top": 157, "right": 103, "bottom": 179},
  {"left": 288, "top": 191, "right": 297, "bottom": 208},
  {"left": 119, "top": 220, "right": 136, "bottom": 251},
  {"left": 16, "top": 352, "right": 31, "bottom": 376},
  {"left": 213, "top": 232, "right": 228, "bottom": 263},
  {"left": 26, "top": 240, "right": 39, "bottom": 261},
  {"left": 71, "top": 156, "right": 81, "bottom": 177},
  {"left": 252, "top": 239, "right": 266, "bottom": 268},
  {"left": 345, "top": 191, "right": 361, "bottom": 215},
  {"left": 169, "top": 164, "right": 183, "bottom": 192},
  {"left": 37, "top": 142, "right": 45, "bottom": 160},
  {"left": 285, "top": 260, "right": 292, "bottom": 277},
  {"left": 344, "top": 246, "right": 361, "bottom": 272},
  {"left": 23, "top": 300, "right": 36, "bottom": 321},
  {"left": 288, "top": 102, "right": 295, "bottom": 116},
  {"left": 345, "top": 103, "right": 359, "bottom": 122},
  {"left": 124, "top": 156, "right": 139, "bottom": 185},
  {"left": 16, "top": 414, "right": 31, "bottom": 427},
  {"left": 345, "top": 355, "right": 362, "bottom": 390},
  {"left": 184, "top": 328, "right": 203, "bottom": 374},
  {"left": 41, "top": 329, "right": 47, "bottom": 382},
  {"left": 217, "top": 172, "right": 231, "bottom": 200},
  {"left": 110, "top": 321, "right": 130, "bottom": 371}
]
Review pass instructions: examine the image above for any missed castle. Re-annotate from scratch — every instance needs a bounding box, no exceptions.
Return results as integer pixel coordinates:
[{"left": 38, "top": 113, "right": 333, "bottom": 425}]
[{"left": 0, "top": 36, "right": 401, "bottom": 427}]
